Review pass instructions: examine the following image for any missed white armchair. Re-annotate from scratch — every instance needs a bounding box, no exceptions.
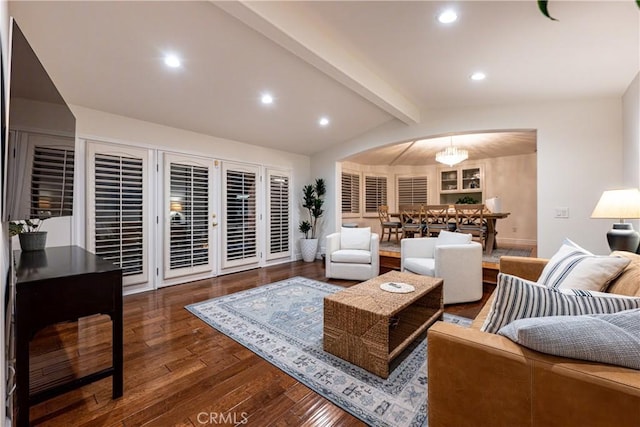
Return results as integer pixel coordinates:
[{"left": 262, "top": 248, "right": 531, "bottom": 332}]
[
  {"left": 400, "top": 231, "right": 483, "bottom": 304},
  {"left": 326, "top": 227, "right": 380, "bottom": 281}
]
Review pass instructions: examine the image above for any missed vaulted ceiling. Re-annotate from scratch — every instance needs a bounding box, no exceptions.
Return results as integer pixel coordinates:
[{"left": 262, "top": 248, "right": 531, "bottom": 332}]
[{"left": 8, "top": 1, "right": 639, "bottom": 164}]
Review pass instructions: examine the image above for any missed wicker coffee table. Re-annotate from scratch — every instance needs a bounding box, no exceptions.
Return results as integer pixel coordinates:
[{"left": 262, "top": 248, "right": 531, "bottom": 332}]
[{"left": 323, "top": 271, "right": 443, "bottom": 378}]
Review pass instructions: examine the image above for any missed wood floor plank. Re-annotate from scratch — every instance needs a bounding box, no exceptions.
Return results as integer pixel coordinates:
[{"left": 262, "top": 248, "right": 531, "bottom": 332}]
[{"left": 26, "top": 259, "right": 489, "bottom": 425}]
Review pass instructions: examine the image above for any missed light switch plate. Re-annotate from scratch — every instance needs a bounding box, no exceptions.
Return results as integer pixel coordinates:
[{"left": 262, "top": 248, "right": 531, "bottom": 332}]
[{"left": 554, "top": 207, "right": 569, "bottom": 218}]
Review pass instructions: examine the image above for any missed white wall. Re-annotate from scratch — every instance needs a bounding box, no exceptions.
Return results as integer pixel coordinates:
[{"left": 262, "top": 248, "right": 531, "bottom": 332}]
[
  {"left": 312, "top": 98, "right": 624, "bottom": 257},
  {"left": 623, "top": 72, "right": 640, "bottom": 188},
  {"left": 622, "top": 73, "right": 640, "bottom": 241}
]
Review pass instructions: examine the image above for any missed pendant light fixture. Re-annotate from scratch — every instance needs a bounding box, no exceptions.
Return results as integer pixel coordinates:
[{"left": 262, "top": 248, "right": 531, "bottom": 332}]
[{"left": 435, "top": 136, "right": 468, "bottom": 167}]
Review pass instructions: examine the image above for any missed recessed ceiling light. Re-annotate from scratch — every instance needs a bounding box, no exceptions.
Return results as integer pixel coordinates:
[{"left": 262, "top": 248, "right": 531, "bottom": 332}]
[
  {"left": 319, "top": 117, "right": 330, "bottom": 127},
  {"left": 437, "top": 9, "right": 458, "bottom": 24},
  {"left": 470, "top": 72, "right": 486, "bottom": 81},
  {"left": 261, "top": 93, "right": 274, "bottom": 105},
  {"left": 164, "top": 54, "right": 181, "bottom": 68}
]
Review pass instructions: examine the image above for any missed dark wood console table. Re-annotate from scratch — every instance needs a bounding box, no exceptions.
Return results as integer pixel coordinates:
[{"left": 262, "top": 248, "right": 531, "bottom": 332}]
[{"left": 12, "top": 246, "right": 123, "bottom": 427}]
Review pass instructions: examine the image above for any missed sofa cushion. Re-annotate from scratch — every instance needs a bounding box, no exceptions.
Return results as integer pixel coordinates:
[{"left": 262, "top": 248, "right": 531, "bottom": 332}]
[
  {"left": 536, "top": 242, "right": 630, "bottom": 291},
  {"left": 330, "top": 249, "right": 371, "bottom": 264},
  {"left": 340, "top": 227, "right": 371, "bottom": 250},
  {"left": 498, "top": 309, "right": 640, "bottom": 370},
  {"left": 607, "top": 251, "right": 640, "bottom": 296},
  {"left": 437, "top": 230, "right": 472, "bottom": 246},
  {"left": 481, "top": 273, "right": 640, "bottom": 333},
  {"left": 403, "top": 257, "right": 435, "bottom": 276}
]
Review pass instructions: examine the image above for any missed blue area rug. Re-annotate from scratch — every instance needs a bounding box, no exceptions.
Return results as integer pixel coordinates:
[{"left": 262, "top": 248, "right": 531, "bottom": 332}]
[{"left": 186, "top": 277, "right": 471, "bottom": 427}]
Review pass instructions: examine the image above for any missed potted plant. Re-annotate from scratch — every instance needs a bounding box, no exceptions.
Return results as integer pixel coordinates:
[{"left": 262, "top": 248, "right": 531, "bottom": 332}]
[
  {"left": 298, "top": 178, "right": 326, "bottom": 262},
  {"left": 10, "top": 217, "right": 49, "bottom": 251}
]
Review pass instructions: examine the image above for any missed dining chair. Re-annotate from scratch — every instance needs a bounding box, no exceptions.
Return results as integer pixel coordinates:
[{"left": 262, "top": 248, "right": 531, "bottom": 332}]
[
  {"left": 454, "top": 204, "right": 487, "bottom": 248},
  {"left": 377, "top": 205, "right": 402, "bottom": 241},
  {"left": 423, "top": 204, "right": 453, "bottom": 237},
  {"left": 399, "top": 204, "right": 423, "bottom": 238}
]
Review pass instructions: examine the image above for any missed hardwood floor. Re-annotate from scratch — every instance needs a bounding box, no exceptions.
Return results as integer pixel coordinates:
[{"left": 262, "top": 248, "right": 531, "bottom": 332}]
[{"left": 27, "top": 260, "right": 491, "bottom": 426}]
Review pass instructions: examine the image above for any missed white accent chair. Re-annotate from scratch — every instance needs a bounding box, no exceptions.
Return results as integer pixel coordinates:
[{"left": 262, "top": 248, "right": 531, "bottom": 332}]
[
  {"left": 326, "top": 227, "right": 380, "bottom": 281},
  {"left": 400, "top": 230, "right": 483, "bottom": 304}
]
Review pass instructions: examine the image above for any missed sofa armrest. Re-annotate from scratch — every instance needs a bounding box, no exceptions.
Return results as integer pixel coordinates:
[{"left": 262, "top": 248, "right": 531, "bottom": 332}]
[
  {"left": 326, "top": 233, "right": 340, "bottom": 255},
  {"left": 370, "top": 233, "right": 380, "bottom": 275},
  {"left": 325, "top": 233, "right": 340, "bottom": 278},
  {"left": 428, "top": 321, "right": 533, "bottom": 427},
  {"left": 499, "top": 256, "right": 548, "bottom": 282},
  {"left": 428, "top": 321, "right": 640, "bottom": 427}
]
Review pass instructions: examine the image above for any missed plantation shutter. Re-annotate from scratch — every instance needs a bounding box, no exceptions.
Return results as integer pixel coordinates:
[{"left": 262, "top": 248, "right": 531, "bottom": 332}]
[
  {"left": 164, "top": 154, "right": 213, "bottom": 279},
  {"left": 397, "top": 176, "right": 428, "bottom": 206},
  {"left": 267, "top": 170, "right": 291, "bottom": 260},
  {"left": 222, "top": 162, "right": 259, "bottom": 268},
  {"left": 364, "top": 175, "right": 387, "bottom": 214},
  {"left": 341, "top": 172, "right": 360, "bottom": 214},
  {"left": 87, "top": 142, "right": 149, "bottom": 288},
  {"left": 30, "top": 145, "right": 74, "bottom": 218}
]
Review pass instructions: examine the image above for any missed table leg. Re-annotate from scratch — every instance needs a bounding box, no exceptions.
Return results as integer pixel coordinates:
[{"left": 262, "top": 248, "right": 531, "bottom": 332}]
[
  {"left": 16, "top": 322, "right": 30, "bottom": 427},
  {"left": 112, "top": 299, "right": 124, "bottom": 398},
  {"left": 485, "top": 219, "right": 498, "bottom": 256}
]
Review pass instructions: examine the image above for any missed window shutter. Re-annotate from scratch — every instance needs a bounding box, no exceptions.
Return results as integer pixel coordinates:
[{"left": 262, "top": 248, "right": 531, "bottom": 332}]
[
  {"left": 341, "top": 172, "right": 360, "bottom": 214},
  {"left": 167, "top": 162, "right": 210, "bottom": 275},
  {"left": 267, "top": 170, "right": 290, "bottom": 260},
  {"left": 30, "top": 146, "right": 74, "bottom": 217},
  {"left": 93, "top": 153, "right": 145, "bottom": 278},
  {"left": 398, "top": 176, "right": 428, "bottom": 206},
  {"left": 222, "top": 163, "right": 259, "bottom": 268},
  {"left": 364, "top": 175, "right": 387, "bottom": 213}
]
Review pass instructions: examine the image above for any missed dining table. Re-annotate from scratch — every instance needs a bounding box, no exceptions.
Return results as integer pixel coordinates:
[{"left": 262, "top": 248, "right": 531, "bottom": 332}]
[
  {"left": 389, "top": 210, "right": 511, "bottom": 255},
  {"left": 480, "top": 212, "right": 510, "bottom": 255}
]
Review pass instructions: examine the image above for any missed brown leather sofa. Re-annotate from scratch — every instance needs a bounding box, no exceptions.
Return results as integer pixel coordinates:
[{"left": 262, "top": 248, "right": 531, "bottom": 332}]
[{"left": 427, "top": 253, "right": 640, "bottom": 427}]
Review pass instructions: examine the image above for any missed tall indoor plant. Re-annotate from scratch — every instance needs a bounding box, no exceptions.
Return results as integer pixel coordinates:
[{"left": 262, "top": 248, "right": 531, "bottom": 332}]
[{"left": 298, "top": 178, "right": 326, "bottom": 262}]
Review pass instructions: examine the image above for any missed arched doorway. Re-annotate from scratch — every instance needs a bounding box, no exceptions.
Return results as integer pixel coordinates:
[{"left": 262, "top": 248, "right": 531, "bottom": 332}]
[{"left": 336, "top": 129, "right": 538, "bottom": 263}]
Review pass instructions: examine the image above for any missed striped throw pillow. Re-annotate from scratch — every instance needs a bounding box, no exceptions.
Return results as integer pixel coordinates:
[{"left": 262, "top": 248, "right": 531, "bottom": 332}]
[
  {"left": 481, "top": 273, "right": 640, "bottom": 334},
  {"left": 537, "top": 243, "right": 630, "bottom": 291}
]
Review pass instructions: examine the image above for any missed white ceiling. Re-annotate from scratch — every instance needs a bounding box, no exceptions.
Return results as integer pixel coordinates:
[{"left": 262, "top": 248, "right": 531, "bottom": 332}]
[{"left": 8, "top": 1, "right": 639, "bottom": 164}]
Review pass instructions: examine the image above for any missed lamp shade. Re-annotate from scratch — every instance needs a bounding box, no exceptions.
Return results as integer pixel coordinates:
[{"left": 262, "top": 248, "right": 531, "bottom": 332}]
[{"left": 590, "top": 189, "right": 640, "bottom": 220}]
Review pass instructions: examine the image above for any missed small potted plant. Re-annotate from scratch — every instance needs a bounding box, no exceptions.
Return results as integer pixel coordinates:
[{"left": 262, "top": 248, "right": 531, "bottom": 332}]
[
  {"left": 10, "top": 216, "right": 49, "bottom": 251},
  {"left": 299, "top": 178, "right": 326, "bottom": 262}
]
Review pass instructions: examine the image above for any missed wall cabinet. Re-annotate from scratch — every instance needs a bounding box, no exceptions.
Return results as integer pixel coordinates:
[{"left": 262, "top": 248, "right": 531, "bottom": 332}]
[{"left": 438, "top": 165, "right": 484, "bottom": 204}]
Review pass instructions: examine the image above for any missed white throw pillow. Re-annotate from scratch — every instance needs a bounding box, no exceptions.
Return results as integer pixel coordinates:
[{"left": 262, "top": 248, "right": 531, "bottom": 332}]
[
  {"left": 340, "top": 227, "right": 371, "bottom": 250},
  {"left": 537, "top": 242, "right": 630, "bottom": 291},
  {"left": 436, "top": 230, "right": 471, "bottom": 246},
  {"left": 481, "top": 273, "right": 640, "bottom": 334}
]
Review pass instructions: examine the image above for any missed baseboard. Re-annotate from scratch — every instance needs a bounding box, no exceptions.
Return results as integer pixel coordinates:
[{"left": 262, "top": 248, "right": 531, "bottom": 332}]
[{"left": 497, "top": 237, "right": 537, "bottom": 246}]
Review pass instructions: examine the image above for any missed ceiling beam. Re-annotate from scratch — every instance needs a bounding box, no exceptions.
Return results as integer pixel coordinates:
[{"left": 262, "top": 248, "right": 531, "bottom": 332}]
[{"left": 213, "top": 1, "right": 420, "bottom": 125}]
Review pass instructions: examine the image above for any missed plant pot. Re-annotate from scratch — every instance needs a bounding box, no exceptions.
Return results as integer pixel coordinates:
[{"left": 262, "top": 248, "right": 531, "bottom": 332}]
[
  {"left": 18, "top": 231, "right": 47, "bottom": 251},
  {"left": 300, "top": 238, "right": 318, "bottom": 262}
]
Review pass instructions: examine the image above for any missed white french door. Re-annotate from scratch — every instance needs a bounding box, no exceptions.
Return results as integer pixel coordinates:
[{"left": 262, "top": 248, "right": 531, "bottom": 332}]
[
  {"left": 266, "top": 169, "right": 291, "bottom": 260},
  {"left": 86, "top": 142, "right": 151, "bottom": 291},
  {"left": 222, "top": 162, "right": 259, "bottom": 269},
  {"left": 162, "top": 153, "right": 215, "bottom": 280}
]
